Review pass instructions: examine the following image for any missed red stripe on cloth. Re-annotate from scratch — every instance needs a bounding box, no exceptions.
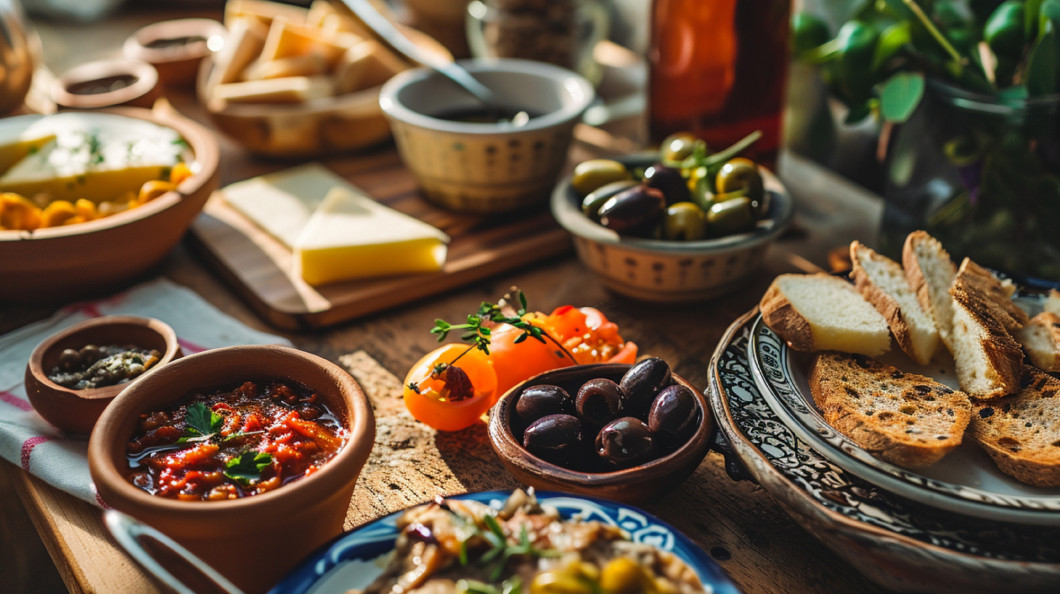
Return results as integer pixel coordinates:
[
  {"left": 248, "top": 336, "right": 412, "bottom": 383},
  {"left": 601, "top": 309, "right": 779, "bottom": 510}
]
[
  {"left": 178, "top": 338, "right": 206, "bottom": 354},
  {"left": 20, "top": 435, "right": 54, "bottom": 471},
  {"left": 1, "top": 390, "right": 33, "bottom": 412},
  {"left": 95, "top": 491, "right": 111, "bottom": 510}
]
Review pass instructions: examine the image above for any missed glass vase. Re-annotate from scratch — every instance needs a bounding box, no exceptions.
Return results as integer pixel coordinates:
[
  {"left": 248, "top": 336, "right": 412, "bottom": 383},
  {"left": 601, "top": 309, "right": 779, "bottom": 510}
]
[{"left": 879, "top": 79, "right": 1060, "bottom": 284}]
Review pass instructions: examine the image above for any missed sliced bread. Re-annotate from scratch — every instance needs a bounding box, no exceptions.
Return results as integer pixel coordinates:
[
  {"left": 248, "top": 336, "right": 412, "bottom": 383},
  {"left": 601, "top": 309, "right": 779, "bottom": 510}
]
[
  {"left": 1046, "top": 289, "right": 1060, "bottom": 315},
  {"left": 968, "top": 368, "right": 1060, "bottom": 487},
  {"left": 851, "top": 241, "right": 940, "bottom": 364},
  {"left": 1015, "top": 312, "right": 1060, "bottom": 372},
  {"left": 949, "top": 258, "right": 1028, "bottom": 399},
  {"left": 759, "top": 273, "right": 891, "bottom": 356},
  {"left": 809, "top": 352, "right": 972, "bottom": 469},
  {"left": 902, "top": 231, "right": 957, "bottom": 351}
]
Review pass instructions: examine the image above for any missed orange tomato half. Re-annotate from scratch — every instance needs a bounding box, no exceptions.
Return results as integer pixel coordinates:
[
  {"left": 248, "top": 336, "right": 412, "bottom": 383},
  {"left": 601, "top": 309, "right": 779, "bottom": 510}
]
[
  {"left": 402, "top": 343, "right": 498, "bottom": 432},
  {"left": 488, "top": 305, "right": 637, "bottom": 399}
]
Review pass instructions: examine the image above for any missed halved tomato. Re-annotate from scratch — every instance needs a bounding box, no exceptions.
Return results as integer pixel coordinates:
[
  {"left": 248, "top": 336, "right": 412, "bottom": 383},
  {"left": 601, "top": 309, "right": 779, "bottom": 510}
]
[{"left": 402, "top": 344, "right": 498, "bottom": 432}]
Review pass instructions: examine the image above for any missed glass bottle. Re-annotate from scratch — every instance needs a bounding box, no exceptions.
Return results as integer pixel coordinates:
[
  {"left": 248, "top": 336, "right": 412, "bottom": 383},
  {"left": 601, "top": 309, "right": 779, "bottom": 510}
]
[{"left": 648, "top": 0, "right": 791, "bottom": 164}]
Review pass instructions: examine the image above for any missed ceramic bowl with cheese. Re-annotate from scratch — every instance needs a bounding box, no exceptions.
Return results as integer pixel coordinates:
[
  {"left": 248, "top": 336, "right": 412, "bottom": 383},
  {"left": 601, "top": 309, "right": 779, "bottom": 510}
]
[
  {"left": 0, "top": 107, "right": 219, "bottom": 302},
  {"left": 379, "top": 58, "right": 595, "bottom": 213},
  {"left": 198, "top": 0, "right": 450, "bottom": 157}
]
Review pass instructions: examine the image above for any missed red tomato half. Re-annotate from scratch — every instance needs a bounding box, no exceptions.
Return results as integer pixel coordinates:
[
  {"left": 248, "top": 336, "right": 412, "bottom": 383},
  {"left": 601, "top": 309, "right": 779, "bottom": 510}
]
[
  {"left": 402, "top": 344, "right": 498, "bottom": 432},
  {"left": 488, "top": 306, "right": 637, "bottom": 398}
]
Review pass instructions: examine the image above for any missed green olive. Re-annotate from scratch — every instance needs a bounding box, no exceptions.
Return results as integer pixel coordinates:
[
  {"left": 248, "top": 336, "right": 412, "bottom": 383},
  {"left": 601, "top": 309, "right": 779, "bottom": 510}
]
[
  {"left": 715, "top": 158, "right": 764, "bottom": 203},
  {"left": 662, "top": 202, "right": 707, "bottom": 241},
  {"left": 600, "top": 557, "right": 654, "bottom": 594},
  {"left": 660, "top": 131, "right": 699, "bottom": 164},
  {"left": 582, "top": 180, "right": 638, "bottom": 219},
  {"left": 708, "top": 197, "right": 755, "bottom": 236},
  {"left": 571, "top": 159, "right": 632, "bottom": 196}
]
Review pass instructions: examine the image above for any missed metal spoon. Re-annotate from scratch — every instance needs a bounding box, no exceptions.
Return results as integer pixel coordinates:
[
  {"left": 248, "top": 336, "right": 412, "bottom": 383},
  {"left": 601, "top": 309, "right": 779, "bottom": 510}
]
[{"left": 335, "top": 0, "right": 529, "bottom": 126}]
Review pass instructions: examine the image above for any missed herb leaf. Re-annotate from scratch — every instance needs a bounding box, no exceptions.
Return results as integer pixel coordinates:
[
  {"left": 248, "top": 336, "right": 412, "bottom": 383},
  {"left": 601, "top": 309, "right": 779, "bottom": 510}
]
[
  {"left": 223, "top": 451, "right": 272, "bottom": 486},
  {"left": 179, "top": 402, "right": 223, "bottom": 443}
]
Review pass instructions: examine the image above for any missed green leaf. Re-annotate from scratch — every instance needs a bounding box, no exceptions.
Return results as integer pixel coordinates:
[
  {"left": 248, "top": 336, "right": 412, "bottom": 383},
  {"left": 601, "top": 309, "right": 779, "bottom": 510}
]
[
  {"left": 184, "top": 402, "right": 222, "bottom": 438},
  {"left": 872, "top": 21, "right": 912, "bottom": 70},
  {"left": 1025, "top": 23, "right": 1058, "bottom": 95},
  {"left": 223, "top": 451, "right": 272, "bottom": 486},
  {"left": 1028, "top": 0, "right": 1046, "bottom": 38},
  {"left": 879, "top": 72, "right": 926, "bottom": 122}
]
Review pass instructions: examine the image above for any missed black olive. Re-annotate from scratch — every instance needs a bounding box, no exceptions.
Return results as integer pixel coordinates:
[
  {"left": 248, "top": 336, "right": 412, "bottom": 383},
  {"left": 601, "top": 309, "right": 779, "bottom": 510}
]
[
  {"left": 522, "top": 414, "right": 583, "bottom": 462},
  {"left": 575, "top": 378, "right": 623, "bottom": 426},
  {"left": 648, "top": 384, "right": 698, "bottom": 439},
  {"left": 516, "top": 385, "right": 574, "bottom": 423},
  {"left": 619, "top": 358, "right": 672, "bottom": 418},
  {"left": 595, "top": 417, "right": 654, "bottom": 467},
  {"left": 57, "top": 348, "right": 82, "bottom": 371},
  {"left": 79, "top": 344, "right": 102, "bottom": 364},
  {"left": 582, "top": 179, "right": 638, "bottom": 220},
  {"left": 643, "top": 163, "right": 690, "bottom": 205},
  {"left": 597, "top": 185, "right": 666, "bottom": 237}
]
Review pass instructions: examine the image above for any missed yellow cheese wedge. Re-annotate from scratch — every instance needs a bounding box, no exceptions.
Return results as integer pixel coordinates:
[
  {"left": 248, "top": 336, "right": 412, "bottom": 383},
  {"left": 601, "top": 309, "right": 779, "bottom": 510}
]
[
  {"left": 334, "top": 40, "right": 407, "bottom": 94},
  {"left": 294, "top": 187, "right": 449, "bottom": 285},
  {"left": 224, "top": 0, "right": 307, "bottom": 28},
  {"left": 243, "top": 53, "right": 330, "bottom": 80},
  {"left": 207, "top": 17, "right": 268, "bottom": 89},
  {"left": 258, "top": 17, "right": 347, "bottom": 66},
  {"left": 212, "top": 75, "right": 334, "bottom": 104},
  {"left": 221, "top": 162, "right": 348, "bottom": 248},
  {"left": 0, "top": 134, "right": 56, "bottom": 175}
]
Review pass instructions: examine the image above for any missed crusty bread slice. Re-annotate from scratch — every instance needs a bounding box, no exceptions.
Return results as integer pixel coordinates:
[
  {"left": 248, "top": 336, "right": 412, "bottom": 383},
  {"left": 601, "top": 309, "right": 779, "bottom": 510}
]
[
  {"left": 968, "top": 368, "right": 1060, "bottom": 487},
  {"left": 809, "top": 352, "right": 972, "bottom": 469},
  {"left": 759, "top": 273, "right": 890, "bottom": 356},
  {"left": 1046, "top": 289, "right": 1060, "bottom": 315},
  {"left": 1016, "top": 312, "right": 1060, "bottom": 372},
  {"left": 851, "top": 241, "right": 940, "bottom": 365},
  {"left": 902, "top": 231, "right": 957, "bottom": 351},
  {"left": 949, "top": 258, "right": 1028, "bottom": 399}
]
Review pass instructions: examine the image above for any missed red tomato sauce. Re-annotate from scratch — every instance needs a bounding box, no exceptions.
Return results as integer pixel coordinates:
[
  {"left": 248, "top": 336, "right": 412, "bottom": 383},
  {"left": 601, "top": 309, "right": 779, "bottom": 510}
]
[{"left": 124, "top": 380, "right": 346, "bottom": 501}]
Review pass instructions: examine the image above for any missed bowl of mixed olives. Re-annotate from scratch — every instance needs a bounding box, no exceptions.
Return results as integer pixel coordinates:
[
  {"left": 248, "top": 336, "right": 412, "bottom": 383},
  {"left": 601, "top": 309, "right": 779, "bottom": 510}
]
[
  {"left": 551, "top": 131, "right": 794, "bottom": 301},
  {"left": 488, "top": 359, "right": 714, "bottom": 504}
]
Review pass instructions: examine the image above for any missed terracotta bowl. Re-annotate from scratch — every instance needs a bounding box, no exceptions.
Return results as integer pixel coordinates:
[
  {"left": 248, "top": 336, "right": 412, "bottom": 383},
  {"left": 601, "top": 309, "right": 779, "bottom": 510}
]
[
  {"left": 52, "top": 59, "right": 161, "bottom": 109},
  {"left": 550, "top": 155, "right": 794, "bottom": 302},
  {"left": 488, "top": 363, "right": 714, "bottom": 504},
  {"left": 123, "top": 18, "right": 226, "bottom": 87},
  {"left": 0, "top": 107, "right": 220, "bottom": 302},
  {"left": 379, "top": 58, "right": 594, "bottom": 213},
  {"left": 87, "top": 344, "right": 375, "bottom": 593},
  {"left": 24, "top": 316, "right": 182, "bottom": 436}
]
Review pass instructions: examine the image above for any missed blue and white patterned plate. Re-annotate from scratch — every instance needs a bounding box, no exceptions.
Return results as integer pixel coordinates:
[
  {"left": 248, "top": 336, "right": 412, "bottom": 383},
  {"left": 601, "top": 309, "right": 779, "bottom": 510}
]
[
  {"left": 271, "top": 490, "right": 740, "bottom": 594},
  {"left": 746, "top": 310, "right": 1060, "bottom": 525},
  {"left": 709, "top": 310, "right": 1060, "bottom": 591}
]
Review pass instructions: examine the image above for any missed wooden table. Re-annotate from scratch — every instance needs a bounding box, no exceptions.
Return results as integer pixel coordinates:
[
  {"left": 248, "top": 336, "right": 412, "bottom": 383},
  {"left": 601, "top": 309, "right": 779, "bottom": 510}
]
[{"left": 2, "top": 6, "right": 891, "bottom": 593}]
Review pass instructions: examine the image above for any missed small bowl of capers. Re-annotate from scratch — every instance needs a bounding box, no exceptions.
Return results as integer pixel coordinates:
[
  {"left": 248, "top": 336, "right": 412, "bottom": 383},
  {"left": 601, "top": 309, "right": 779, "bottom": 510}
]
[
  {"left": 551, "top": 131, "right": 794, "bottom": 301},
  {"left": 24, "top": 315, "right": 182, "bottom": 435},
  {"left": 488, "top": 359, "right": 714, "bottom": 504}
]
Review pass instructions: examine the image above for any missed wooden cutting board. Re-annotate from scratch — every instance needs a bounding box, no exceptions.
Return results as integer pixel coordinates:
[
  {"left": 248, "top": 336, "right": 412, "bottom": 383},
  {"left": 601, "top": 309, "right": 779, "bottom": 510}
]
[{"left": 187, "top": 149, "right": 571, "bottom": 330}]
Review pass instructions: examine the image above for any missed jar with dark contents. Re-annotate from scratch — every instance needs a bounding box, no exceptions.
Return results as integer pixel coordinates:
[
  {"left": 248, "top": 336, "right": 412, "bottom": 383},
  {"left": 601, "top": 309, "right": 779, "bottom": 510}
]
[{"left": 466, "top": 0, "right": 608, "bottom": 85}]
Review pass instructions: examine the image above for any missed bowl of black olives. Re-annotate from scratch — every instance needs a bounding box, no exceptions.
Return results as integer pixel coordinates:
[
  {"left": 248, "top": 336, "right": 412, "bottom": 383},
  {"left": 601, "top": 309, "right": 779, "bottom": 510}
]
[
  {"left": 551, "top": 131, "right": 794, "bottom": 301},
  {"left": 488, "top": 358, "right": 714, "bottom": 504}
]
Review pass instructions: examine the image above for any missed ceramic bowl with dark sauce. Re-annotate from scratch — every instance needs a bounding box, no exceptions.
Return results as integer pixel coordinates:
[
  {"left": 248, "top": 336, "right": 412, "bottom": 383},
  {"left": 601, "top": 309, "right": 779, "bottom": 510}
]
[
  {"left": 488, "top": 362, "right": 714, "bottom": 504},
  {"left": 123, "top": 18, "right": 226, "bottom": 87},
  {"left": 24, "top": 315, "right": 183, "bottom": 435}
]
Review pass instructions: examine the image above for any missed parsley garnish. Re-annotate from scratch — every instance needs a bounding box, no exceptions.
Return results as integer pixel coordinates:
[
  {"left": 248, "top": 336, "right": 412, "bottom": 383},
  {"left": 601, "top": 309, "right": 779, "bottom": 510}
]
[
  {"left": 223, "top": 451, "right": 272, "bottom": 486},
  {"left": 178, "top": 402, "right": 223, "bottom": 443}
]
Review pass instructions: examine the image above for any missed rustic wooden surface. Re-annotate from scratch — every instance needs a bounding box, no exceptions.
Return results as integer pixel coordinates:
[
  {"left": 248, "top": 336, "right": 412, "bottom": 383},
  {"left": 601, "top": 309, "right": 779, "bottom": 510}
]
[{"left": 1, "top": 5, "right": 895, "bottom": 594}]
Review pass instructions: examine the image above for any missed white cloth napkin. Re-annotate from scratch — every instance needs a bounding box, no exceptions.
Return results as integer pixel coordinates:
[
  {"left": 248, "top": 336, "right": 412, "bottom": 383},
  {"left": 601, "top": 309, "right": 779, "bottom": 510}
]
[{"left": 0, "top": 278, "right": 289, "bottom": 505}]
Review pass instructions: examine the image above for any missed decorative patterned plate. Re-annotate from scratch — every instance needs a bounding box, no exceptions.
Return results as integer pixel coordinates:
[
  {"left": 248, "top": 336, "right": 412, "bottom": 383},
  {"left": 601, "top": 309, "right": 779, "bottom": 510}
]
[
  {"left": 271, "top": 490, "right": 740, "bottom": 594},
  {"left": 746, "top": 308, "right": 1060, "bottom": 525},
  {"left": 709, "top": 310, "right": 1060, "bottom": 592}
]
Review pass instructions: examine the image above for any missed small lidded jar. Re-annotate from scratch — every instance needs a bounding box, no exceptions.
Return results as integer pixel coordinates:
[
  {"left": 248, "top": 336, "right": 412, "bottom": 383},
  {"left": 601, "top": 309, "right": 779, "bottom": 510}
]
[{"left": 466, "top": 0, "right": 608, "bottom": 85}]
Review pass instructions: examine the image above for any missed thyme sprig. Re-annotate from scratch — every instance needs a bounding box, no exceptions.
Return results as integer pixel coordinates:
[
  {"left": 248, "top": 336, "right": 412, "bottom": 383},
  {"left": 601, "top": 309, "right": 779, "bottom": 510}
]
[{"left": 450, "top": 509, "right": 560, "bottom": 584}]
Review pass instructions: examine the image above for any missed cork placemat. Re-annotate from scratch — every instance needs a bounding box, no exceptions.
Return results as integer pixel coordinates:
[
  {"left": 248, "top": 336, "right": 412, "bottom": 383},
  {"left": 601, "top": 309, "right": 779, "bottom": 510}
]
[{"left": 337, "top": 351, "right": 520, "bottom": 529}]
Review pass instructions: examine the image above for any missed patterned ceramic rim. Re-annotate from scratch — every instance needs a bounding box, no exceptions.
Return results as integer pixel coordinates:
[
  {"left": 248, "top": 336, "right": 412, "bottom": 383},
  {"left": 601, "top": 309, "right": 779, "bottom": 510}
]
[
  {"left": 746, "top": 294, "right": 1060, "bottom": 521},
  {"left": 709, "top": 309, "right": 1060, "bottom": 569},
  {"left": 550, "top": 155, "right": 794, "bottom": 256},
  {"left": 271, "top": 490, "right": 740, "bottom": 593}
]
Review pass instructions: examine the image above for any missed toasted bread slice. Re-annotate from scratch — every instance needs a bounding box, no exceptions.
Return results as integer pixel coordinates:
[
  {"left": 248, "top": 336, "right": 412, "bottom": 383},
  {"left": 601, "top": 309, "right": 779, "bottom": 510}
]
[
  {"left": 1016, "top": 312, "right": 1060, "bottom": 372},
  {"left": 809, "top": 352, "right": 972, "bottom": 468},
  {"left": 968, "top": 368, "right": 1060, "bottom": 487},
  {"left": 1046, "top": 289, "right": 1060, "bottom": 315},
  {"left": 759, "top": 273, "right": 890, "bottom": 356},
  {"left": 902, "top": 231, "right": 957, "bottom": 351},
  {"left": 851, "top": 241, "right": 940, "bottom": 364},
  {"left": 949, "top": 258, "right": 1028, "bottom": 399}
]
